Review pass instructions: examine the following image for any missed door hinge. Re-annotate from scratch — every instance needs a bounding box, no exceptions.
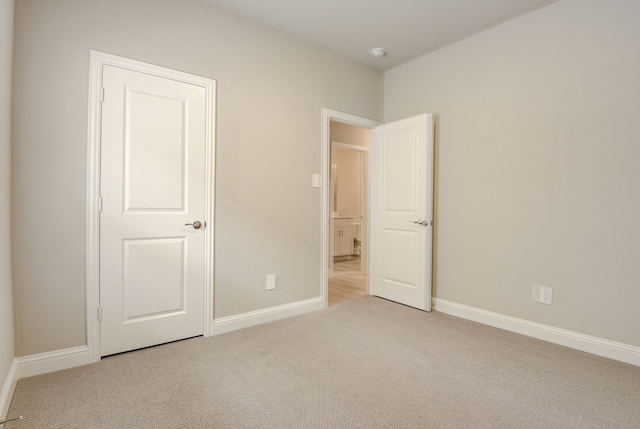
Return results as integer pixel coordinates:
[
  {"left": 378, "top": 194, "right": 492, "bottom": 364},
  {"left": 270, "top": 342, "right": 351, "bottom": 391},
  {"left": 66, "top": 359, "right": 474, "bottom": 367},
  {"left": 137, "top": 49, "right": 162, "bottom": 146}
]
[
  {"left": 100, "top": 87, "right": 105, "bottom": 103},
  {"left": 98, "top": 306, "right": 103, "bottom": 321},
  {"left": 98, "top": 197, "right": 103, "bottom": 212}
]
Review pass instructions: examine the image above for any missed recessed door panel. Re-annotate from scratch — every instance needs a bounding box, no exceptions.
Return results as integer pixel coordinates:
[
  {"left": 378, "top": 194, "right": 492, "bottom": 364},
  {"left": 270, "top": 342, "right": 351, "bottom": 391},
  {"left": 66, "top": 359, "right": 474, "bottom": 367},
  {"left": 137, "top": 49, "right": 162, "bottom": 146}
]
[
  {"left": 381, "top": 229, "right": 417, "bottom": 287},
  {"left": 382, "top": 130, "right": 419, "bottom": 213},
  {"left": 125, "top": 89, "right": 187, "bottom": 212},
  {"left": 123, "top": 237, "right": 186, "bottom": 322}
]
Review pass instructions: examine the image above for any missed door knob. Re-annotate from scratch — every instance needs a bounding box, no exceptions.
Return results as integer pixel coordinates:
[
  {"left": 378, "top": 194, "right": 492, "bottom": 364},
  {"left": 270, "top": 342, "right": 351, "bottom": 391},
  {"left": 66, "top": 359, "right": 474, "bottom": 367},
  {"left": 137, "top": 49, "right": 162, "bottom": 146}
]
[
  {"left": 185, "top": 221, "right": 203, "bottom": 229},
  {"left": 411, "top": 220, "right": 429, "bottom": 227}
]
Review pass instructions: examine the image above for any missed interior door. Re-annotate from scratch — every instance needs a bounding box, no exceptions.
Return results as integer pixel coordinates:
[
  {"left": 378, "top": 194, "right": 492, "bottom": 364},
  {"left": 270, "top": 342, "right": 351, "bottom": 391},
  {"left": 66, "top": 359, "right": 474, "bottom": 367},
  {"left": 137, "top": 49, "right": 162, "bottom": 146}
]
[
  {"left": 99, "top": 65, "right": 207, "bottom": 356},
  {"left": 370, "top": 114, "right": 434, "bottom": 311}
]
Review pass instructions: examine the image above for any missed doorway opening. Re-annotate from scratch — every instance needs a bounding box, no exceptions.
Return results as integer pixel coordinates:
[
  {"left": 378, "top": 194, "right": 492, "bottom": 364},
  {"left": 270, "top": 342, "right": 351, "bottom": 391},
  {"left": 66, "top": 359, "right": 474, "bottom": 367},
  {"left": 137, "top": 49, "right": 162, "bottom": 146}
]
[
  {"left": 329, "top": 125, "right": 369, "bottom": 306},
  {"left": 321, "top": 109, "right": 380, "bottom": 308},
  {"left": 322, "top": 110, "right": 434, "bottom": 311}
]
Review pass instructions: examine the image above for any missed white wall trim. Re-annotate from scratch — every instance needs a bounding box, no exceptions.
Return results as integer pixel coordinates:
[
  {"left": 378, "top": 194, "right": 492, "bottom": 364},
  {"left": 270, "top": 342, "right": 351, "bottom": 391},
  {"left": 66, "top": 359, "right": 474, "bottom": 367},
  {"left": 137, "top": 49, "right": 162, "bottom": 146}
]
[
  {"left": 433, "top": 298, "right": 640, "bottom": 367},
  {"left": 86, "top": 50, "right": 216, "bottom": 362},
  {"left": 0, "top": 360, "right": 17, "bottom": 421},
  {"left": 14, "top": 346, "right": 90, "bottom": 380},
  {"left": 0, "top": 346, "right": 91, "bottom": 415},
  {"left": 211, "top": 297, "right": 324, "bottom": 335},
  {"left": 321, "top": 109, "right": 380, "bottom": 309},
  {"left": 7, "top": 298, "right": 320, "bottom": 382}
]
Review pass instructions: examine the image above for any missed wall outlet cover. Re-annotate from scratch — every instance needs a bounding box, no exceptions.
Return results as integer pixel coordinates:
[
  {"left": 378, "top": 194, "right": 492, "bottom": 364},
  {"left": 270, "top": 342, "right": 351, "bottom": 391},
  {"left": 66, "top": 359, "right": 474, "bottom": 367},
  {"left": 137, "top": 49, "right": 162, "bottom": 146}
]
[
  {"left": 266, "top": 274, "right": 277, "bottom": 290},
  {"left": 540, "top": 286, "right": 553, "bottom": 305}
]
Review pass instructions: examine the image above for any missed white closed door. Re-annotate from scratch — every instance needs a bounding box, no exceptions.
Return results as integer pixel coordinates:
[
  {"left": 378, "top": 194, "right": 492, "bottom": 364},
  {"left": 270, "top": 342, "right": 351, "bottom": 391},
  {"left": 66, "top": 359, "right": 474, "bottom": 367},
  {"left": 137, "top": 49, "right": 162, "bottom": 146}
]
[
  {"left": 370, "top": 114, "right": 434, "bottom": 311},
  {"left": 100, "top": 65, "right": 207, "bottom": 356}
]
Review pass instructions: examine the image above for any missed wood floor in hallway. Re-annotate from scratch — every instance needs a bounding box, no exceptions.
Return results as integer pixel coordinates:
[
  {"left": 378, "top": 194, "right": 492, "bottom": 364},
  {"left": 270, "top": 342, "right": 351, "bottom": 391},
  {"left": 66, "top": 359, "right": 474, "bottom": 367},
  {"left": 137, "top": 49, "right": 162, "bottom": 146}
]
[{"left": 328, "top": 258, "right": 368, "bottom": 306}]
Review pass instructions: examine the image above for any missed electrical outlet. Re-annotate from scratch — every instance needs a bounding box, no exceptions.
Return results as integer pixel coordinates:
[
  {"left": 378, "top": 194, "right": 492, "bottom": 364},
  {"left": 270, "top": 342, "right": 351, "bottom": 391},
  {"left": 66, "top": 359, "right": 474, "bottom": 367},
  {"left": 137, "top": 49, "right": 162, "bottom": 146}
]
[
  {"left": 532, "top": 285, "right": 553, "bottom": 305},
  {"left": 540, "top": 286, "right": 553, "bottom": 305},
  {"left": 266, "top": 274, "right": 277, "bottom": 290}
]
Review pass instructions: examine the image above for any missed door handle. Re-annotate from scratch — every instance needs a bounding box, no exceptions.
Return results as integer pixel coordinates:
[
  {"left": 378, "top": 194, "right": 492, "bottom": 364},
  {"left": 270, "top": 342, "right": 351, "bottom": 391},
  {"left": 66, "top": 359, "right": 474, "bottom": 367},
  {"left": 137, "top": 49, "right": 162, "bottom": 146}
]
[
  {"left": 411, "top": 220, "right": 430, "bottom": 227},
  {"left": 185, "top": 221, "right": 203, "bottom": 229}
]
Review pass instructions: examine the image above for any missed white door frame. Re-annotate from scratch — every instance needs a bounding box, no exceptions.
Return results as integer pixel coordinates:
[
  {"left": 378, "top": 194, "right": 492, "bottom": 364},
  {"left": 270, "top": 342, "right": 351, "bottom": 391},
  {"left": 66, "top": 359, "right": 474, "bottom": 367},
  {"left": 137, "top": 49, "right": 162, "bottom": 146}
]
[
  {"left": 86, "top": 51, "right": 216, "bottom": 363},
  {"left": 321, "top": 109, "right": 380, "bottom": 308}
]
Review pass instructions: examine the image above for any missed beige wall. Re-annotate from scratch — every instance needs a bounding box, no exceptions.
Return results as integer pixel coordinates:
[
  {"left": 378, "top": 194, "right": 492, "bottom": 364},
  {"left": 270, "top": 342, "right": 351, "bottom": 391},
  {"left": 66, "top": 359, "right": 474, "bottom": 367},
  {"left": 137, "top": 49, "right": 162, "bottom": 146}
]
[
  {"left": 0, "top": 0, "right": 15, "bottom": 394},
  {"left": 385, "top": 0, "right": 640, "bottom": 346},
  {"left": 11, "top": 0, "right": 383, "bottom": 356}
]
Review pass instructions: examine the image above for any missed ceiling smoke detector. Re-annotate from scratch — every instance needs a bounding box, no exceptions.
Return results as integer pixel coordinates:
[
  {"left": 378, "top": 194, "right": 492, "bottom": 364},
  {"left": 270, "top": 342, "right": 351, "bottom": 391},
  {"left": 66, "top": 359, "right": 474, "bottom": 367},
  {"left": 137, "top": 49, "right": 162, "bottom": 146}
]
[{"left": 369, "top": 48, "right": 386, "bottom": 58}]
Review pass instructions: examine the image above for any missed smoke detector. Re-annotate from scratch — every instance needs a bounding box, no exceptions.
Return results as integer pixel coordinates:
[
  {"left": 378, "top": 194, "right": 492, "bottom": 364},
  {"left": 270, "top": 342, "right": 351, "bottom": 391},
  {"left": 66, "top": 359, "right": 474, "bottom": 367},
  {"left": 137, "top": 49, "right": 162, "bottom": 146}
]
[{"left": 369, "top": 48, "right": 386, "bottom": 58}]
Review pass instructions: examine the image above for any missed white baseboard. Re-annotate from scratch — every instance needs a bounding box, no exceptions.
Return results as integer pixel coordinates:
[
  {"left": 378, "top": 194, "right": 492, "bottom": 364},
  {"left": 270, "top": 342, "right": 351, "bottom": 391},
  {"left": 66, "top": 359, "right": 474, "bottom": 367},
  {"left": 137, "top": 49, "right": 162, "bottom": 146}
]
[
  {"left": 15, "top": 346, "right": 90, "bottom": 380},
  {"left": 5, "top": 298, "right": 323, "bottom": 387},
  {"left": 0, "top": 359, "right": 17, "bottom": 421},
  {"left": 212, "top": 297, "right": 324, "bottom": 336},
  {"left": 433, "top": 298, "right": 640, "bottom": 367},
  {"left": 0, "top": 346, "right": 90, "bottom": 424}
]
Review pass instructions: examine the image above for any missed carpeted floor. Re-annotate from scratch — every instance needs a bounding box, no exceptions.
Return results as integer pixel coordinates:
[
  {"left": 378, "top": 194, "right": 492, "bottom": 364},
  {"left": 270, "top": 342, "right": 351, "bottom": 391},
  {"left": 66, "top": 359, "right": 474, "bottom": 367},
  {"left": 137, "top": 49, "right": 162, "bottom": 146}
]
[{"left": 7, "top": 297, "right": 640, "bottom": 428}]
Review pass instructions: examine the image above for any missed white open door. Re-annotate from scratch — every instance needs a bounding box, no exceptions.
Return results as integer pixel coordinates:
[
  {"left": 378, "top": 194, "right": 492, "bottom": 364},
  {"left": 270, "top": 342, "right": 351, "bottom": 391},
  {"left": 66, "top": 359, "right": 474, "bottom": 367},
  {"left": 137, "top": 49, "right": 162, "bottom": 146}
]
[
  {"left": 99, "top": 64, "right": 209, "bottom": 356},
  {"left": 370, "top": 114, "right": 434, "bottom": 311}
]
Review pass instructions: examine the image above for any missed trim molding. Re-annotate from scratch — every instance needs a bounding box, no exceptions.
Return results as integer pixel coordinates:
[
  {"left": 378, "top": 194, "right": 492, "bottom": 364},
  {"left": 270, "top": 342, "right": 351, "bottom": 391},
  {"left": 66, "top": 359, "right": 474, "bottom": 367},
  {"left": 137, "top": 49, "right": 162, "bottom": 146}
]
[
  {"left": 0, "top": 346, "right": 91, "bottom": 417},
  {"left": 0, "top": 360, "right": 17, "bottom": 421},
  {"left": 0, "top": 345, "right": 91, "bottom": 417},
  {"left": 433, "top": 298, "right": 640, "bottom": 367},
  {"left": 212, "top": 297, "right": 324, "bottom": 335},
  {"left": 1, "top": 297, "right": 320, "bottom": 386},
  {"left": 15, "top": 346, "right": 90, "bottom": 380}
]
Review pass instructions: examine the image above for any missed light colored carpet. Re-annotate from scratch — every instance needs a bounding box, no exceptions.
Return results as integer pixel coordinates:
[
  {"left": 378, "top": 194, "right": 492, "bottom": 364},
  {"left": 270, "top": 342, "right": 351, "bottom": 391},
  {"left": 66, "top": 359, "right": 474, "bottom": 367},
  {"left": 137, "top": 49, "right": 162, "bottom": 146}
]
[{"left": 7, "top": 297, "right": 640, "bottom": 428}]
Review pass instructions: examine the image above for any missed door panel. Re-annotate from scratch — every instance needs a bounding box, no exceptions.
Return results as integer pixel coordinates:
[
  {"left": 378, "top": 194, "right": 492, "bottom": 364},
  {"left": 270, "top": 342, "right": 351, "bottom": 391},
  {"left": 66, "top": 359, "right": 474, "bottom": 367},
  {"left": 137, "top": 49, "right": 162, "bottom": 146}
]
[
  {"left": 122, "top": 237, "right": 186, "bottom": 322},
  {"left": 125, "top": 89, "right": 187, "bottom": 211},
  {"left": 371, "top": 114, "right": 434, "bottom": 311},
  {"left": 382, "top": 129, "right": 419, "bottom": 212},
  {"left": 100, "top": 65, "right": 206, "bottom": 356},
  {"left": 381, "top": 229, "right": 417, "bottom": 286}
]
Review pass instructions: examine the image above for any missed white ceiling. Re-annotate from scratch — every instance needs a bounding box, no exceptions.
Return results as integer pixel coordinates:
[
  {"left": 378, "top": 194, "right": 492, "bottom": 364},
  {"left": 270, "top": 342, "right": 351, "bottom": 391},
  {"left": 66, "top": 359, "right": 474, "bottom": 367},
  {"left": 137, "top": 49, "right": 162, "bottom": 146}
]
[{"left": 201, "top": 0, "right": 560, "bottom": 71}]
